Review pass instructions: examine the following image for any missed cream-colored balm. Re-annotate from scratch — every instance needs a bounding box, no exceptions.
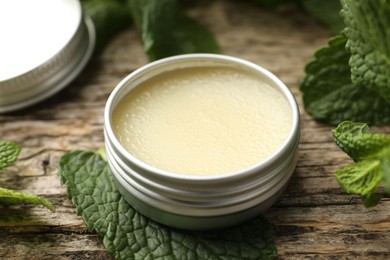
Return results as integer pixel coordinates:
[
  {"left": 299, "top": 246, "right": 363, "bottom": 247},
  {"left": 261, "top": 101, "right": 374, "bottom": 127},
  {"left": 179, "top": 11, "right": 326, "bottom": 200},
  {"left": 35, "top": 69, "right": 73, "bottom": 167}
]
[{"left": 113, "top": 67, "right": 292, "bottom": 176}]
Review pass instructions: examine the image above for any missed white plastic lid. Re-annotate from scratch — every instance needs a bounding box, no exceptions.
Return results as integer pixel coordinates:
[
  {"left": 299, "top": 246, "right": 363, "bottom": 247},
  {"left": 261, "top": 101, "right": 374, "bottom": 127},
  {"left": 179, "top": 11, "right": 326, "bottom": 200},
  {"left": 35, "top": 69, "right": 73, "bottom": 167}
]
[{"left": 0, "top": 0, "right": 95, "bottom": 113}]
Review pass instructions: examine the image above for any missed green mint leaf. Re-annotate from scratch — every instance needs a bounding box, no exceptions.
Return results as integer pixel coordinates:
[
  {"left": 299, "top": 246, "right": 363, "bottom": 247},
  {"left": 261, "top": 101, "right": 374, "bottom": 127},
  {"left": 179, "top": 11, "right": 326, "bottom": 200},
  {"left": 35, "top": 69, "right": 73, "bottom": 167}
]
[
  {"left": 0, "top": 141, "right": 54, "bottom": 211},
  {"left": 332, "top": 121, "right": 390, "bottom": 206},
  {"left": 59, "top": 151, "right": 277, "bottom": 259},
  {"left": 362, "top": 193, "right": 382, "bottom": 208},
  {"left": 332, "top": 121, "right": 390, "bottom": 161},
  {"left": 300, "top": 34, "right": 390, "bottom": 125},
  {"left": 300, "top": 0, "right": 344, "bottom": 32},
  {"left": 0, "top": 141, "right": 21, "bottom": 170},
  {"left": 334, "top": 160, "right": 383, "bottom": 207},
  {"left": 0, "top": 187, "right": 55, "bottom": 212},
  {"left": 83, "top": 0, "right": 132, "bottom": 53},
  {"left": 128, "top": 0, "right": 220, "bottom": 61},
  {"left": 380, "top": 155, "right": 390, "bottom": 193},
  {"left": 341, "top": 0, "right": 390, "bottom": 102}
]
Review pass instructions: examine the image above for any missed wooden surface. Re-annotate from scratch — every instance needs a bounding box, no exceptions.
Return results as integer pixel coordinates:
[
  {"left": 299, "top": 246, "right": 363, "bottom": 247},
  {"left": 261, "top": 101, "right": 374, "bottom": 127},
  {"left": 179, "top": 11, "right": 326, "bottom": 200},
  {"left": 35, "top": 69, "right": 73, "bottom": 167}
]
[{"left": 1, "top": 1, "right": 389, "bottom": 259}]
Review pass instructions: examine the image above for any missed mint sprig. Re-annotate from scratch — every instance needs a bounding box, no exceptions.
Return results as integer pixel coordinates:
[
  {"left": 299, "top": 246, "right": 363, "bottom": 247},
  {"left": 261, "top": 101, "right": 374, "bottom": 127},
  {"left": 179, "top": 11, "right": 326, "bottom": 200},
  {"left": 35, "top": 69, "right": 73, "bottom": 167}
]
[
  {"left": 332, "top": 121, "right": 390, "bottom": 160},
  {"left": 332, "top": 121, "right": 390, "bottom": 207},
  {"left": 0, "top": 187, "right": 55, "bottom": 212},
  {"left": 300, "top": 34, "right": 390, "bottom": 125},
  {"left": 0, "top": 141, "right": 54, "bottom": 212},
  {"left": 59, "top": 151, "right": 277, "bottom": 259},
  {"left": 341, "top": 0, "right": 390, "bottom": 103},
  {"left": 300, "top": 1, "right": 390, "bottom": 126}
]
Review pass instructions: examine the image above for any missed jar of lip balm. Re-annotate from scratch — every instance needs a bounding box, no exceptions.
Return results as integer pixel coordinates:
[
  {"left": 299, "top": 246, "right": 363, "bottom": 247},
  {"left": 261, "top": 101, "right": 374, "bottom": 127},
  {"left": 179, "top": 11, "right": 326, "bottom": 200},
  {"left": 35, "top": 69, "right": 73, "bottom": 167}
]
[{"left": 104, "top": 54, "right": 300, "bottom": 230}]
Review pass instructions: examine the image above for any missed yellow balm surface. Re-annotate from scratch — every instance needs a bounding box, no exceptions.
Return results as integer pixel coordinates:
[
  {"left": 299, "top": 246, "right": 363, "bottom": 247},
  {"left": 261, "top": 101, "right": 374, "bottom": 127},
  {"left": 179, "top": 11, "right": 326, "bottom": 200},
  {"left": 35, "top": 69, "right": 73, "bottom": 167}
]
[{"left": 113, "top": 67, "right": 292, "bottom": 176}]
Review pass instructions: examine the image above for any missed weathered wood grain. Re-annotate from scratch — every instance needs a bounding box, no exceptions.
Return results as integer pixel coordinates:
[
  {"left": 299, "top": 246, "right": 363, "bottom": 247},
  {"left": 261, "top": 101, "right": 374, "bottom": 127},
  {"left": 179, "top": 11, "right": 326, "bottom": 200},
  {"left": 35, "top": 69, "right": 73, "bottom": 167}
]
[{"left": 0, "top": 1, "right": 389, "bottom": 259}]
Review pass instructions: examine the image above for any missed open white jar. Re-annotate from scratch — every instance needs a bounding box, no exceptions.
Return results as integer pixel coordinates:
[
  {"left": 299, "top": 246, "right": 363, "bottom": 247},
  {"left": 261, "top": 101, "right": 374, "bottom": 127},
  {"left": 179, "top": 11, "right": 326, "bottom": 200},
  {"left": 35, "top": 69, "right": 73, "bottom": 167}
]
[
  {"left": 104, "top": 54, "right": 300, "bottom": 230},
  {"left": 0, "top": 0, "right": 95, "bottom": 113}
]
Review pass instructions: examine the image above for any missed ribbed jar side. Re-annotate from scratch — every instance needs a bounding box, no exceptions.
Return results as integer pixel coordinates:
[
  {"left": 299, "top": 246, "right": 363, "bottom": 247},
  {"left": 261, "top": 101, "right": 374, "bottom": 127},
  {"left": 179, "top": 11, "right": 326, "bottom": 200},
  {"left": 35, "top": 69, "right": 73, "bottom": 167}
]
[
  {"left": 106, "top": 131, "right": 298, "bottom": 230},
  {"left": 105, "top": 125, "right": 299, "bottom": 217}
]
